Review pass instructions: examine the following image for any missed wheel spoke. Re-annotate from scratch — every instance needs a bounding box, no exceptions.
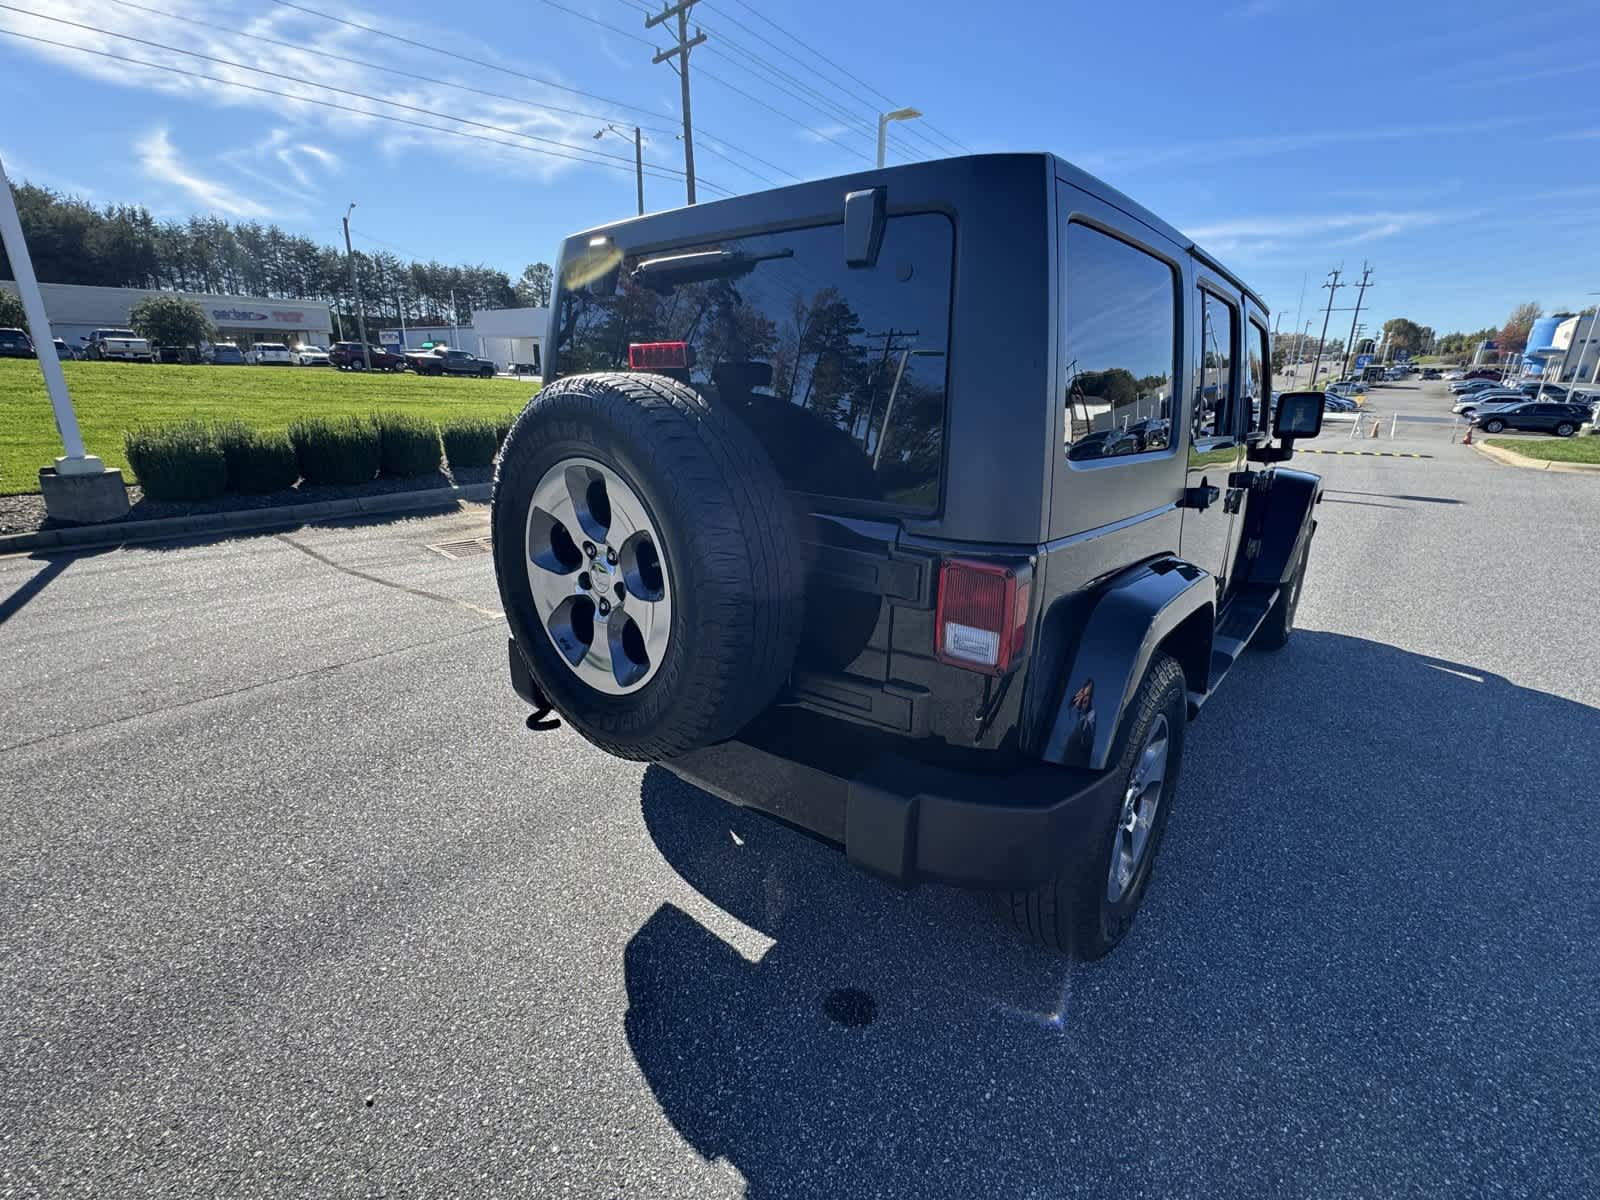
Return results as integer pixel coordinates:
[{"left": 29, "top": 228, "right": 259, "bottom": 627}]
[
  {"left": 527, "top": 558, "right": 575, "bottom": 616},
  {"left": 544, "top": 596, "right": 594, "bottom": 667},
  {"left": 619, "top": 530, "right": 666, "bottom": 603},
  {"left": 564, "top": 464, "right": 612, "bottom": 543}
]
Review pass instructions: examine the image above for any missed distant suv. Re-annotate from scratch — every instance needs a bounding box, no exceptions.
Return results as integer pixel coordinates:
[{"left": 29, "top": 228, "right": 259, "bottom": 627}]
[
  {"left": 329, "top": 341, "right": 405, "bottom": 371},
  {"left": 491, "top": 154, "right": 1326, "bottom": 959},
  {"left": 83, "top": 329, "right": 154, "bottom": 362},
  {"left": 406, "top": 346, "right": 497, "bottom": 377},
  {"left": 1472, "top": 401, "right": 1589, "bottom": 437},
  {"left": 0, "top": 328, "right": 35, "bottom": 358},
  {"left": 247, "top": 342, "right": 295, "bottom": 366}
]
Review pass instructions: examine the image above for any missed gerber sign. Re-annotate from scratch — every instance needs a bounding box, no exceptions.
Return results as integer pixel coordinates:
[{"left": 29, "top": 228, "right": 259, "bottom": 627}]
[{"left": 210, "top": 307, "right": 307, "bottom": 323}]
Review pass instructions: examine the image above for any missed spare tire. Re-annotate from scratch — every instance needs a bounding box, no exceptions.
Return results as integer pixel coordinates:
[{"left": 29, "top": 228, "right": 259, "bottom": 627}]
[{"left": 492, "top": 372, "right": 805, "bottom": 760}]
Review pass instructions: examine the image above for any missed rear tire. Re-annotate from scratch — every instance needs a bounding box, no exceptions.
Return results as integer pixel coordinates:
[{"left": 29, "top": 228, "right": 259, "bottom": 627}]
[
  {"left": 492, "top": 372, "right": 804, "bottom": 760},
  {"left": 999, "top": 653, "right": 1187, "bottom": 960},
  {"left": 1555, "top": 422, "right": 1576, "bottom": 438},
  {"left": 1483, "top": 419, "right": 1505, "bottom": 433},
  {"left": 1255, "top": 535, "right": 1311, "bottom": 652}
]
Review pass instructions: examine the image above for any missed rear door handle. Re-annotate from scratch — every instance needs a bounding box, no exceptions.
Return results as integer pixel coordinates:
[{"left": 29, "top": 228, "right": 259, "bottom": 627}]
[{"left": 1181, "top": 480, "right": 1221, "bottom": 511}]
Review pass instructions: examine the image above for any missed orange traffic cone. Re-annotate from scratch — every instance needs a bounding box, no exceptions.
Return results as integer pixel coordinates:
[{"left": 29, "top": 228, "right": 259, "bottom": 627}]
[{"left": 1462, "top": 424, "right": 1473, "bottom": 445}]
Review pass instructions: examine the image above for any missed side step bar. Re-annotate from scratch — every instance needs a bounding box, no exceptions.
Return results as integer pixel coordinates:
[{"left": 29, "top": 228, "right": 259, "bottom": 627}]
[{"left": 1186, "top": 583, "right": 1279, "bottom": 715}]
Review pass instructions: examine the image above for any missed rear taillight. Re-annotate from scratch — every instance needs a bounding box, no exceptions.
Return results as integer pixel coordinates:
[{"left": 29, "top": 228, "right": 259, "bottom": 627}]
[
  {"left": 934, "top": 558, "right": 1032, "bottom": 675},
  {"left": 628, "top": 341, "right": 692, "bottom": 370}
]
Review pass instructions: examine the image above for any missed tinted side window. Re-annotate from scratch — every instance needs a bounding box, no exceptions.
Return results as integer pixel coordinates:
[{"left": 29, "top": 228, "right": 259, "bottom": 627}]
[
  {"left": 1195, "top": 291, "right": 1237, "bottom": 439},
  {"left": 1062, "top": 223, "right": 1177, "bottom": 462},
  {"left": 1247, "top": 320, "right": 1269, "bottom": 430},
  {"left": 555, "top": 214, "right": 953, "bottom": 512}
]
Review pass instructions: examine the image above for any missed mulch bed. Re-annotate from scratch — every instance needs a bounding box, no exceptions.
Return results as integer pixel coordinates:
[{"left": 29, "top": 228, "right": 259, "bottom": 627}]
[{"left": 0, "top": 465, "right": 494, "bottom": 536}]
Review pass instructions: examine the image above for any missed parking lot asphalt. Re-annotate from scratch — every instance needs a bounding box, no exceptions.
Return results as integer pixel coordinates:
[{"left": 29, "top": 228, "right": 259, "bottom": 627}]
[{"left": 2, "top": 421, "right": 1598, "bottom": 1198}]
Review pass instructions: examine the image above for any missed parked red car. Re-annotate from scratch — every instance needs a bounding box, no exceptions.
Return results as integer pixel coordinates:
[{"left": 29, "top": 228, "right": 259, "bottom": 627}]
[{"left": 329, "top": 341, "right": 406, "bottom": 371}]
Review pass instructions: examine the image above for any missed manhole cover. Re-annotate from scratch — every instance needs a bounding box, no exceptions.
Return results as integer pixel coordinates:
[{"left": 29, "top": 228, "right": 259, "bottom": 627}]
[
  {"left": 428, "top": 537, "right": 494, "bottom": 560},
  {"left": 822, "top": 987, "right": 877, "bottom": 1028}
]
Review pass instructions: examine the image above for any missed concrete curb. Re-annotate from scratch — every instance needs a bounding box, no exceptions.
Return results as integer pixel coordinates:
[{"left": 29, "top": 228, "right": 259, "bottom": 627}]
[
  {"left": 1473, "top": 440, "right": 1600, "bottom": 474},
  {"left": 0, "top": 482, "right": 493, "bottom": 555}
]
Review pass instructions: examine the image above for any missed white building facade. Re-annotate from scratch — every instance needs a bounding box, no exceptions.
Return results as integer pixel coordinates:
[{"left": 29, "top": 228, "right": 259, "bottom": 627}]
[
  {"left": 374, "top": 306, "right": 549, "bottom": 373},
  {"left": 1, "top": 281, "right": 333, "bottom": 349}
]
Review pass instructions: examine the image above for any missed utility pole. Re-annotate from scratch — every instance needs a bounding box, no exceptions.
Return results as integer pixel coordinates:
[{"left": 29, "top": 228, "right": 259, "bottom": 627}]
[
  {"left": 396, "top": 291, "right": 408, "bottom": 350},
  {"left": 1340, "top": 262, "right": 1373, "bottom": 378},
  {"left": 1308, "top": 267, "right": 1344, "bottom": 388},
  {"left": 595, "top": 124, "right": 645, "bottom": 215},
  {"left": 342, "top": 203, "right": 371, "bottom": 371},
  {"left": 646, "top": 1, "right": 705, "bottom": 205}
]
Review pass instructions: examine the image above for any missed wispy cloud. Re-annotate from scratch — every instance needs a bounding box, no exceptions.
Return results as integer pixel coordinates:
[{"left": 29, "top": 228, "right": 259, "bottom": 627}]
[
  {"left": 1079, "top": 118, "right": 1526, "bottom": 175},
  {"left": 0, "top": 0, "right": 639, "bottom": 187},
  {"left": 137, "top": 126, "right": 281, "bottom": 217},
  {"left": 1185, "top": 210, "right": 1448, "bottom": 258},
  {"left": 797, "top": 123, "right": 852, "bottom": 145}
]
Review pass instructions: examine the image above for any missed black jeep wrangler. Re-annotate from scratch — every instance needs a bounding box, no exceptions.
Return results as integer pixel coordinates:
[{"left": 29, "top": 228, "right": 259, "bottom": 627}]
[{"left": 492, "top": 154, "right": 1325, "bottom": 959}]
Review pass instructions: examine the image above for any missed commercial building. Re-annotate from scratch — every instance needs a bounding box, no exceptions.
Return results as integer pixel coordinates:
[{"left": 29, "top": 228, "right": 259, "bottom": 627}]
[
  {"left": 375, "top": 306, "right": 549, "bottom": 373},
  {"left": 0, "top": 281, "right": 332, "bottom": 349}
]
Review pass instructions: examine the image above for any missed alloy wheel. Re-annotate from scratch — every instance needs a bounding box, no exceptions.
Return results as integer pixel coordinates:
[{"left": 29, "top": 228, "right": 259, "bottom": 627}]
[
  {"left": 1107, "top": 714, "right": 1170, "bottom": 903},
  {"left": 524, "top": 457, "right": 671, "bottom": 694}
]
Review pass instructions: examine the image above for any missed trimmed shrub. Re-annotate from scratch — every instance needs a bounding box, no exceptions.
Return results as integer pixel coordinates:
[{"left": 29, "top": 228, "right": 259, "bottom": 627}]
[
  {"left": 373, "top": 411, "right": 443, "bottom": 477},
  {"left": 124, "top": 421, "right": 226, "bottom": 501},
  {"left": 288, "top": 415, "right": 380, "bottom": 486},
  {"left": 440, "top": 417, "right": 498, "bottom": 470},
  {"left": 494, "top": 411, "right": 522, "bottom": 446},
  {"left": 214, "top": 421, "right": 298, "bottom": 494}
]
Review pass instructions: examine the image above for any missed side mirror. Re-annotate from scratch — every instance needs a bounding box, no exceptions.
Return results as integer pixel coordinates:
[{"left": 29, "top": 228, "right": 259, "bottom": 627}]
[
  {"left": 1251, "top": 391, "right": 1324, "bottom": 462},
  {"left": 1273, "top": 391, "right": 1324, "bottom": 440}
]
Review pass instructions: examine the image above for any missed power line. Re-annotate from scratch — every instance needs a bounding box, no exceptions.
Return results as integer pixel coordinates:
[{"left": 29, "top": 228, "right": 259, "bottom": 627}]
[
  {"left": 0, "top": 4, "right": 668, "bottom": 176},
  {"left": 712, "top": 0, "right": 969, "bottom": 155},
  {"left": 467, "top": 0, "right": 793, "bottom": 184},
  {"left": 0, "top": 27, "right": 735, "bottom": 195},
  {"left": 596, "top": 0, "right": 922, "bottom": 165},
  {"left": 693, "top": 4, "right": 936, "bottom": 160},
  {"left": 265, "top": 0, "right": 670, "bottom": 124},
  {"left": 102, "top": 0, "right": 680, "bottom": 139},
  {"left": 695, "top": 63, "right": 862, "bottom": 157},
  {"left": 537, "top": 0, "right": 654, "bottom": 47}
]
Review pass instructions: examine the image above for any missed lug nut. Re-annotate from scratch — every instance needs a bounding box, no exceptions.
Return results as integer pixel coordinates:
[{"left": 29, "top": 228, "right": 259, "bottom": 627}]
[
  {"left": 597, "top": 598, "right": 611, "bottom": 617},
  {"left": 578, "top": 572, "right": 591, "bottom": 590},
  {"left": 606, "top": 547, "right": 619, "bottom": 565},
  {"left": 583, "top": 541, "right": 597, "bottom": 559}
]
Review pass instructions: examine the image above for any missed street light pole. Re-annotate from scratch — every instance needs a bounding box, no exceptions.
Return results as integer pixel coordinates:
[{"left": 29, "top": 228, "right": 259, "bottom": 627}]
[
  {"left": 876, "top": 107, "right": 922, "bottom": 168},
  {"left": 0, "top": 151, "right": 127, "bottom": 520},
  {"left": 342, "top": 202, "right": 371, "bottom": 371},
  {"left": 595, "top": 124, "right": 645, "bottom": 215}
]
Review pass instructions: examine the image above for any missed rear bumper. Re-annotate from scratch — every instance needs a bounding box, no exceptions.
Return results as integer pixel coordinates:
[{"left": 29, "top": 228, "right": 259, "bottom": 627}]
[
  {"left": 508, "top": 637, "right": 1117, "bottom": 888},
  {"left": 663, "top": 728, "right": 1118, "bottom": 889}
]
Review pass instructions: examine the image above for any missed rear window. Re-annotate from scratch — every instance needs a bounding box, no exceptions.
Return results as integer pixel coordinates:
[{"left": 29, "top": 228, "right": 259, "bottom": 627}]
[
  {"left": 0, "top": 330, "right": 29, "bottom": 346},
  {"left": 554, "top": 213, "right": 954, "bottom": 512}
]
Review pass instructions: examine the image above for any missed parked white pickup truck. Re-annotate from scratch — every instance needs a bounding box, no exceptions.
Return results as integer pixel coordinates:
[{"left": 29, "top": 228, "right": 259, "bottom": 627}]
[{"left": 83, "top": 328, "right": 154, "bottom": 362}]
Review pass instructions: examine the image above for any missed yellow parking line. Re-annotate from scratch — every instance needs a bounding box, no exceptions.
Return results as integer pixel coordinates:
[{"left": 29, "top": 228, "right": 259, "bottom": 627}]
[{"left": 1296, "top": 450, "right": 1432, "bottom": 458}]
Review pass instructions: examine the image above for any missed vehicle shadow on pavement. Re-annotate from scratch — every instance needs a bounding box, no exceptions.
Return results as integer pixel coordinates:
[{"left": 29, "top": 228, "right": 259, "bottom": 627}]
[{"left": 623, "top": 631, "right": 1600, "bottom": 1199}]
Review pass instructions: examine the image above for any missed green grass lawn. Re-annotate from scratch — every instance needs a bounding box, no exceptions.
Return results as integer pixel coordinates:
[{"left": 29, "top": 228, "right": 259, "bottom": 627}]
[
  {"left": 0, "top": 359, "right": 539, "bottom": 493},
  {"left": 1485, "top": 436, "right": 1600, "bottom": 465}
]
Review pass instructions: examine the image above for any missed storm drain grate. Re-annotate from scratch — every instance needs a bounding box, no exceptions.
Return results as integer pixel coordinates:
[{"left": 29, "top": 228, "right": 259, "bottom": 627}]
[{"left": 427, "top": 537, "right": 494, "bottom": 560}]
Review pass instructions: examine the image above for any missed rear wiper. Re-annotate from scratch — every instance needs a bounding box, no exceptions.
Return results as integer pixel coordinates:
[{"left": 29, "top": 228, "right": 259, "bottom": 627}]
[{"left": 631, "top": 247, "right": 793, "bottom": 290}]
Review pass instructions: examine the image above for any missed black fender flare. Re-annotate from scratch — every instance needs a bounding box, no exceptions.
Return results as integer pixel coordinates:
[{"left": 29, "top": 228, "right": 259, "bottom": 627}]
[
  {"left": 1248, "top": 467, "right": 1322, "bottom": 587},
  {"left": 1040, "top": 558, "right": 1214, "bottom": 771}
]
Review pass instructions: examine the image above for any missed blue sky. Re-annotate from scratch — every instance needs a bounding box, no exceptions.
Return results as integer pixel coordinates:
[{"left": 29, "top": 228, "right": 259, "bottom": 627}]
[{"left": 2, "top": 0, "right": 1596, "bottom": 334}]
